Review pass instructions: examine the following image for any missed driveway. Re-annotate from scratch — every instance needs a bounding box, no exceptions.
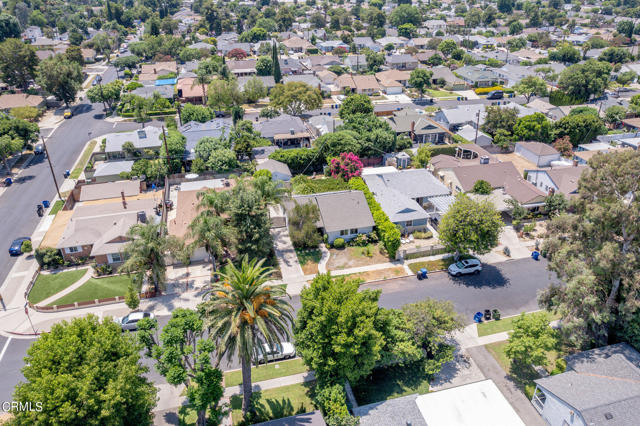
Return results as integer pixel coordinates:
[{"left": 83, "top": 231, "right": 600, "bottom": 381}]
[{"left": 270, "top": 227, "right": 303, "bottom": 281}]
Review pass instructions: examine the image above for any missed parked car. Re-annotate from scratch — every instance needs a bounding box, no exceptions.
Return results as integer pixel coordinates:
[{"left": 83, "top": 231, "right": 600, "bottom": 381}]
[
  {"left": 63, "top": 109, "right": 72, "bottom": 119},
  {"left": 115, "top": 312, "right": 155, "bottom": 331},
  {"left": 34, "top": 144, "right": 44, "bottom": 155},
  {"left": 256, "top": 342, "right": 296, "bottom": 364},
  {"left": 486, "top": 90, "right": 504, "bottom": 100},
  {"left": 447, "top": 258, "right": 482, "bottom": 277},
  {"left": 9, "top": 237, "right": 31, "bottom": 255}
]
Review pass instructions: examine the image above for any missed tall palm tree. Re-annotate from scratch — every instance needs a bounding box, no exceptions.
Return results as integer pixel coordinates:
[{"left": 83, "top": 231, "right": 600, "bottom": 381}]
[
  {"left": 188, "top": 213, "right": 234, "bottom": 273},
  {"left": 193, "top": 68, "right": 211, "bottom": 105},
  {"left": 121, "top": 222, "right": 180, "bottom": 294},
  {"left": 200, "top": 257, "right": 293, "bottom": 416}
]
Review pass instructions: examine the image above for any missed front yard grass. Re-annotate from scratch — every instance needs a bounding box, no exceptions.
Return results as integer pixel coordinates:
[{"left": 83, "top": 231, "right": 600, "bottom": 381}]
[
  {"left": 48, "top": 275, "right": 132, "bottom": 306},
  {"left": 427, "top": 89, "right": 458, "bottom": 98},
  {"left": 48, "top": 200, "right": 64, "bottom": 216},
  {"left": 477, "top": 311, "right": 562, "bottom": 337},
  {"left": 338, "top": 266, "right": 407, "bottom": 283},
  {"left": 352, "top": 362, "right": 430, "bottom": 406},
  {"left": 28, "top": 269, "right": 87, "bottom": 305},
  {"left": 224, "top": 358, "right": 309, "bottom": 388},
  {"left": 485, "top": 341, "right": 539, "bottom": 399},
  {"left": 407, "top": 254, "right": 474, "bottom": 274},
  {"left": 295, "top": 248, "right": 321, "bottom": 275},
  {"left": 327, "top": 243, "right": 389, "bottom": 270},
  {"left": 230, "top": 382, "right": 316, "bottom": 425},
  {"left": 69, "top": 139, "right": 97, "bottom": 179}
]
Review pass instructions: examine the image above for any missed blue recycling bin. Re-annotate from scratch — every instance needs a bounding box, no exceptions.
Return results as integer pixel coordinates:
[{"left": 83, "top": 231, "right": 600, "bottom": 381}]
[
  {"left": 532, "top": 250, "right": 540, "bottom": 261},
  {"left": 474, "top": 312, "right": 484, "bottom": 323},
  {"left": 42, "top": 200, "right": 50, "bottom": 208},
  {"left": 63, "top": 169, "right": 70, "bottom": 178},
  {"left": 4, "top": 177, "right": 11, "bottom": 186}
]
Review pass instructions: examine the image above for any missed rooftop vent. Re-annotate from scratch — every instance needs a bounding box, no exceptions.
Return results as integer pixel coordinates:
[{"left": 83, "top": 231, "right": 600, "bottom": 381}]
[
  {"left": 137, "top": 130, "right": 147, "bottom": 139},
  {"left": 604, "top": 412, "right": 614, "bottom": 420}
]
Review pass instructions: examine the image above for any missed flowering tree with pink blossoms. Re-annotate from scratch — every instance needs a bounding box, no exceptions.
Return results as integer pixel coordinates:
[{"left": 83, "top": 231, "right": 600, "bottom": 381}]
[{"left": 329, "top": 152, "right": 364, "bottom": 181}]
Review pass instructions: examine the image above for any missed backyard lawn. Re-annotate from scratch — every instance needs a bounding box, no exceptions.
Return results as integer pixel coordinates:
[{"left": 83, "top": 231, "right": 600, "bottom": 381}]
[
  {"left": 477, "top": 311, "right": 562, "bottom": 337},
  {"left": 352, "top": 363, "right": 430, "bottom": 406},
  {"left": 48, "top": 200, "right": 64, "bottom": 216},
  {"left": 327, "top": 243, "right": 389, "bottom": 270},
  {"left": 224, "top": 358, "right": 309, "bottom": 387},
  {"left": 230, "top": 382, "right": 316, "bottom": 425},
  {"left": 48, "top": 275, "right": 132, "bottom": 306},
  {"left": 70, "top": 140, "right": 97, "bottom": 179},
  {"left": 295, "top": 249, "right": 321, "bottom": 275},
  {"left": 28, "top": 269, "right": 87, "bottom": 305}
]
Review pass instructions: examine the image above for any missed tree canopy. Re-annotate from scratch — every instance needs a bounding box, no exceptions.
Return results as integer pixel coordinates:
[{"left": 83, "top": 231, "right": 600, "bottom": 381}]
[{"left": 269, "top": 82, "right": 322, "bottom": 116}]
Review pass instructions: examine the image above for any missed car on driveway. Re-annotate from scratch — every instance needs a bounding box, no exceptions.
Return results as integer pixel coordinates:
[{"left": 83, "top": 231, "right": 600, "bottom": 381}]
[
  {"left": 448, "top": 258, "right": 482, "bottom": 277},
  {"left": 9, "top": 237, "right": 31, "bottom": 255},
  {"left": 256, "top": 342, "right": 296, "bottom": 364},
  {"left": 115, "top": 312, "right": 155, "bottom": 331}
]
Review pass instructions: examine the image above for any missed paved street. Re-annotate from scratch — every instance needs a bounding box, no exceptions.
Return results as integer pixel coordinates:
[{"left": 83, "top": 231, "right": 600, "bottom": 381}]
[{"left": 0, "top": 67, "right": 139, "bottom": 287}]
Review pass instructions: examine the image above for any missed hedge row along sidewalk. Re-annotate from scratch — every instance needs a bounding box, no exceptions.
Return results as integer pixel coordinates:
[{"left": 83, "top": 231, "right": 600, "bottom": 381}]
[{"left": 348, "top": 177, "right": 401, "bottom": 258}]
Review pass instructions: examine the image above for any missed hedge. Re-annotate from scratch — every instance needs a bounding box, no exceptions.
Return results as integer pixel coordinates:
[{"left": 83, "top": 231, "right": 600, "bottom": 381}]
[
  {"left": 474, "top": 86, "right": 504, "bottom": 94},
  {"left": 119, "top": 109, "right": 177, "bottom": 118},
  {"left": 268, "top": 147, "right": 325, "bottom": 175},
  {"left": 549, "top": 90, "right": 585, "bottom": 106},
  {"left": 349, "top": 177, "right": 401, "bottom": 258}
]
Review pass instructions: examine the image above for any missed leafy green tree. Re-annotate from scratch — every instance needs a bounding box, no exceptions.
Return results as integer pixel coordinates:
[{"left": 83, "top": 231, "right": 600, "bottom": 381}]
[
  {"left": 437, "top": 39, "right": 457, "bottom": 58},
  {"left": 0, "top": 39, "right": 39, "bottom": 90},
  {"left": 256, "top": 56, "right": 272, "bottom": 76},
  {"left": 227, "top": 180, "right": 273, "bottom": 258},
  {"left": 125, "top": 283, "right": 140, "bottom": 310},
  {"left": 438, "top": 194, "right": 503, "bottom": 258},
  {"left": 557, "top": 59, "right": 612, "bottom": 101},
  {"left": 207, "top": 78, "right": 243, "bottom": 112},
  {"left": 86, "top": 80, "right": 123, "bottom": 111},
  {"left": 513, "top": 112, "right": 552, "bottom": 143},
  {"left": 539, "top": 151, "right": 640, "bottom": 349},
  {"left": 505, "top": 312, "right": 557, "bottom": 366},
  {"left": 402, "top": 299, "right": 464, "bottom": 375},
  {"left": 271, "top": 41, "right": 281, "bottom": 83},
  {"left": 616, "top": 71, "right": 636, "bottom": 88},
  {"left": 36, "top": 56, "right": 84, "bottom": 107},
  {"left": 389, "top": 4, "right": 421, "bottom": 27},
  {"left": 243, "top": 76, "right": 267, "bottom": 103},
  {"left": 0, "top": 13, "right": 20, "bottom": 42},
  {"left": 513, "top": 76, "right": 547, "bottom": 102},
  {"left": 270, "top": 82, "right": 322, "bottom": 116},
  {"left": 548, "top": 43, "right": 581, "bottom": 63},
  {"left": 472, "top": 179, "right": 492, "bottom": 195},
  {"left": 598, "top": 47, "right": 633, "bottom": 64},
  {"left": 295, "top": 273, "right": 385, "bottom": 383},
  {"left": 362, "top": 47, "right": 384, "bottom": 73},
  {"left": 0, "top": 114, "right": 39, "bottom": 144},
  {"left": 415, "top": 145, "right": 431, "bottom": 168},
  {"left": 0, "top": 135, "right": 22, "bottom": 174},
  {"left": 189, "top": 201, "right": 234, "bottom": 272},
  {"left": 617, "top": 20, "right": 634, "bottom": 38},
  {"left": 65, "top": 45, "right": 84, "bottom": 66},
  {"left": 497, "top": 0, "right": 514, "bottom": 13},
  {"left": 552, "top": 113, "right": 607, "bottom": 146},
  {"left": 509, "top": 21, "right": 524, "bottom": 35},
  {"left": 481, "top": 106, "right": 518, "bottom": 137},
  {"left": 206, "top": 147, "right": 237, "bottom": 172},
  {"left": 630, "top": 94, "right": 640, "bottom": 115},
  {"left": 137, "top": 309, "right": 225, "bottom": 426},
  {"left": 120, "top": 222, "right": 181, "bottom": 294},
  {"left": 239, "top": 27, "right": 268, "bottom": 43},
  {"left": 398, "top": 23, "right": 416, "bottom": 38},
  {"left": 182, "top": 103, "right": 213, "bottom": 123},
  {"left": 604, "top": 105, "right": 627, "bottom": 127},
  {"left": 11, "top": 315, "right": 156, "bottom": 424},
  {"left": 193, "top": 68, "right": 211, "bottom": 105},
  {"left": 408, "top": 68, "right": 433, "bottom": 98},
  {"left": 544, "top": 193, "right": 568, "bottom": 218},
  {"left": 288, "top": 202, "right": 322, "bottom": 248},
  {"left": 338, "top": 113, "right": 396, "bottom": 157},
  {"left": 199, "top": 257, "right": 293, "bottom": 416},
  {"left": 314, "top": 130, "right": 361, "bottom": 158},
  {"left": 339, "top": 94, "right": 373, "bottom": 119}
]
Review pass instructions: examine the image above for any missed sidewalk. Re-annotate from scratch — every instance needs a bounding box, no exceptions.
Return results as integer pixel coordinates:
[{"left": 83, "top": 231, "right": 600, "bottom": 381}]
[{"left": 223, "top": 371, "right": 316, "bottom": 397}]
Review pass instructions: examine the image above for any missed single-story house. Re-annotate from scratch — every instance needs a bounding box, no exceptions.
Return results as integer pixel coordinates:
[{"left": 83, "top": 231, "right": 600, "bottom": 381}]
[
  {"left": 281, "top": 36, "right": 314, "bottom": 53},
  {"left": 0, "top": 93, "right": 46, "bottom": 111},
  {"left": 353, "top": 36, "right": 381, "bottom": 52},
  {"left": 176, "top": 77, "right": 207, "bottom": 104},
  {"left": 378, "top": 79, "right": 404, "bottom": 95},
  {"left": 81, "top": 48, "right": 97, "bottom": 63},
  {"left": 227, "top": 59, "right": 257, "bottom": 77},
  {"left": 352, "top": 75, "right": 381, "bottom": 95},
  {"left": 514, "top": 141, "right": 562, "bottom": 167},
  {"left": 86, "top": 160, "right": 134, "bottom": 183},
  {"left": 375, "top": 70, "right": 411, "bottom": 87},
  {"left": 455, "top": 65, "right": 505, "bottom": 87},
  {"left": 139, "top": 61, "right": 178, "bottom": 81},
  {"left": 385, "top": 54, "right": 419, "bottom": 70},
  {"left": 254, "top": 114, "right": 312, "bottom": 148},
  {"left": 430, "top": 66, "right": 467, "bottom": 90},
  {"left": 386, "top": 109, "right": 453, "bottom": 145},
  {"left": 130, "top": 84, "right": 175, "bottom": 100},
  {"left": 363, "top": 168, "right": 454, "bottom": 232},
  {"left": 343, "top": 54, "right": 367, "bottom": 72},
  {"left": 237, "top": 76, "right": 276, "bottom": 92},
  {"left": 532, "top": 343, "right": 640, "bottom": 426},
  {"left": 288, "top": 190, "right": 375, "bottom": 244},
  {"left": 103, "top": 127, "right": 163, "bottom": 159},
  {"left": 179, "top": 119, "right": 233, "bottom": 160},
  {"left": 317, "top": 40, "right": 349, "bottom": 53},
  {"left": 256, "top": 159, "right": 292, "bottom": 182},
  {"left": 456, "top": 124, "right": 492, "bottom": 146},
  {"left": 525, "top": 165, "right": 588, "bottom": 197}
]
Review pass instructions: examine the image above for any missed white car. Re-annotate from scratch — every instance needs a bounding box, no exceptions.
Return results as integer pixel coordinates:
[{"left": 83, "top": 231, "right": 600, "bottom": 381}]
[
  {"left": 256, "top": 342, "right": 296, "bottom": 364},
  {"left": 115, "top": 312, "right": 155, "bottom": 331},
  {"left": 447, "top": 258, "right": 482, "bottom": 277}
]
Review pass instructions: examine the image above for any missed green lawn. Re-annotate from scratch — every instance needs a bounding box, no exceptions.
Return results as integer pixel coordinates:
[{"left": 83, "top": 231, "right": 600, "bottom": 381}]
[
  {"left": 352, "top": 244, "right": 376, "bottom": 258},
  {"left": 28, "top": 269, "right": 87, "bottom": 305},
  {"left": 69, "top": 140, "right": 97, "bottom": 179},
  {"left": 224, "top": 358, "right": 309, "bottom": 387},
  {"left": 351, "top": 363, "right": 430, "bottom": 406},
  {"left": 477, "top": 311, "right": 562, "bottom": 337},
  {"left": 48, "top": 275, "right": 132, "bottom": 306},
  {"left": 295, "top": 249, "right": 321, "bottom": 266},
  {"left": 230, "top": 382, "right": 316, "bottom": 425},
  {"left": 427, "top": 89, "right": 458, "bottom": 98},
  {"left": 48, "top": 200, "right": 64, "bottom": 216},
  {"left": 407, "top": 255, "right": 473, "bottom": 274},
  {"left": 485, "top": 341, "right": 538, "bottom": 399}
]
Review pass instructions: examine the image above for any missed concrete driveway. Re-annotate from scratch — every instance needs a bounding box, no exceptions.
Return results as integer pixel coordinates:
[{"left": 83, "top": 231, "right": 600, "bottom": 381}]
[{"left": 270, "top": 227, "right": 303, "bottom": 281}]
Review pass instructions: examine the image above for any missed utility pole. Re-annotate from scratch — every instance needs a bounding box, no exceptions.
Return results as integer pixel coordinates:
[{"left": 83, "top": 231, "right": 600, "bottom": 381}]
[
  {"left": 41, "top": 135, "right": 63, "bottom": 201},
  {"left": 474, "top": 110, "right": 480, "bottom": 145},
  {"left": 161, "top": 126, "right": 171, "bottom": 167}
]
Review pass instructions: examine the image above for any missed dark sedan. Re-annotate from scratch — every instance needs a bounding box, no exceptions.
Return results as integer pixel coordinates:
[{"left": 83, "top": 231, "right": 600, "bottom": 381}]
[{"left": 9, "top": 237, "right": 30, "bottom": 255}]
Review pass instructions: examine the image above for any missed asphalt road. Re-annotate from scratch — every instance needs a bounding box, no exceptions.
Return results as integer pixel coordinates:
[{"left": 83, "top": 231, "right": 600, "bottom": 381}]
[
  {"left": 0, "top": 257, "right": 557, "bottom": 409},
  {"left": 0, "top": 67, "right": 138, "bottom": 288}
]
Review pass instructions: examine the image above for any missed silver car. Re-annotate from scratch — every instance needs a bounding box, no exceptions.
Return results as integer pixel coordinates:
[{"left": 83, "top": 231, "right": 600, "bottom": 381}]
[
  {"left": 115, "top": 312, "right": 155, "bottom": 331},
  {"left": 447, "top": 258, "right": 482, "bottom": 277},
  {"left": 256, "top": 342, "right": 296, "bottom": 364}
]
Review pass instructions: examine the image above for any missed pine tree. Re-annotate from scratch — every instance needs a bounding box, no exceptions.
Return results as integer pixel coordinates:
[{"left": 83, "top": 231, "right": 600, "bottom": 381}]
[{"left": 272, "top": 41, "right": 282, "bottom": 84}]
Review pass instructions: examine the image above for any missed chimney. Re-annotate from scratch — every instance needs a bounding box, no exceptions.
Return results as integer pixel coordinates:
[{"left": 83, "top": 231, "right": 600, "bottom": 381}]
[
  {"left": 137, "top": 211, "right": 147, "bottom": 223},
  {"left": 121, "top": 191, "right": 127, "bottom": 209}
]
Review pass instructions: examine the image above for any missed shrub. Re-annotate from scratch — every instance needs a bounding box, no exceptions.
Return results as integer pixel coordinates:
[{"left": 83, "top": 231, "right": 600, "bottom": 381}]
[
  {"left": 474, "top": 85, "right": 505, "bottom": 95},
  {"left": 34, "top": 247, "right": 63, "bottom": 269},
  {"left": 288, "top": 202, "right": 323, "bottom": 249},
  {"left": 21, "top": 240, "right": 33, "bottom": 253},
  {"left": 413, "top": 231, "right": 433, "bottom": 239},
  {"left": 253, "top": 169, "right": 272, "bottom": 180},
  {"left": 329, "top": 152, "right": 363, "bottom": 180},
  {"left": 350, "top": 234, "right": 369, "bottom": 247},
  {"left": 125, "top": 283, "right": 140, "bottom": 310},
  {"left": 94, "top": 264, "right": 113, "bottom": 276},
  {"left": 333, "top": 238, "right": 345, "bottom": 249},
  {"left": 549, "top": 90, "right": 584, "bottom": 106},
  {"left": 523, "top": 223, "right": 536, "bottom": 234},
  {"left": 472, "top": 179, "right": 492, "bottom": 195},
  {"left": 314, "top": 383, "right": 350, "bottom": 419},
  {"left": 10, "top": 106, "right": 41, "bottom": 122},
  {"left": 551, "top": 358, "right": 567, "bottom": 375}
]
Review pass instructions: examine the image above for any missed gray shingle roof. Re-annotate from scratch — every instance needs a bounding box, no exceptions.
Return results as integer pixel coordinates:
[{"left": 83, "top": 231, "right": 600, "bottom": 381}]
[
  {"left": 93, "top": 160, "right": 134, "bottom": 177},
  {"left": 104, "top": 127, "right": 163, "bottom": 153},
  {"left": 354, "top": 394, "right": 427, "bottom": 426},
  {"left": 292, "top": 190, "right": 375, "bottom": 233},
  {"left": 254, "top": 114, "right": 307, "bottom": 139}
]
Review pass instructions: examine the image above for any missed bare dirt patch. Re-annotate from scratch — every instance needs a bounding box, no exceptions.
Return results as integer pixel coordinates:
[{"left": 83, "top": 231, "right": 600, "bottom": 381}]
[{"left": 326, "top": 244, "right": 390, "bottom": 270}]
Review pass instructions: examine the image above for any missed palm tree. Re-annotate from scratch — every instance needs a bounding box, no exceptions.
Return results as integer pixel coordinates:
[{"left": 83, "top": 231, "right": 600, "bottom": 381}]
[
  {"left": 121, "top": 222, "right": 179, "bottom": 294},
  {"left": 193, "top": 68, "right": 211, "bottom": 105},
  {"left": 188, "top": 213, "right": 234, "bottom": 273},
  {"left": 200, "top": 257, "right": 293, "bottom": 416}
]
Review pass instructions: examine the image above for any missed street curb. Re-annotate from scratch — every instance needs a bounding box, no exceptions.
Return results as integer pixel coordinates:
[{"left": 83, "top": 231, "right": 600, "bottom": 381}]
[{"left": 4, "top": 330, "right": 40, "bottom": 337}]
